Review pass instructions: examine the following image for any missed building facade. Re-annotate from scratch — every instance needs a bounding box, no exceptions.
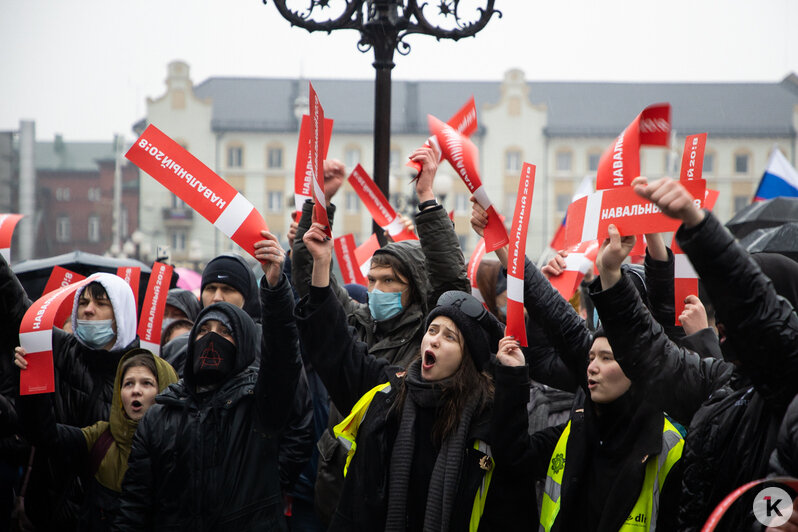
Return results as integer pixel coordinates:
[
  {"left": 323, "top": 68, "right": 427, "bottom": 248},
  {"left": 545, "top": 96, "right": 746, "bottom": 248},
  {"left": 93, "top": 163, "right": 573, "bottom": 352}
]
[{"left": 135, "top": 61, "right": 798, "bottom": 264}]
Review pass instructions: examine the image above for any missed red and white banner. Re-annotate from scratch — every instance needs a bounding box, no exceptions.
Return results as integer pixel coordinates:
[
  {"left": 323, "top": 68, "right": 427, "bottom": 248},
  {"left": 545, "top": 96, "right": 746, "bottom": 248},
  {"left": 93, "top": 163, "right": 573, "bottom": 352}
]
[
  {"left": 126, "top": 125, "right": 269, "bottom": 259},
  {"left": 309, "top": 84, "right": 331, "bottom": 238},
  {"left": 334, "top": 234, "right": 368, "bottom": 286},
  {"left": 407, "top": 97, "right": 477, "bottom": 175},
  {"left": 548, "top": 240, "right": 600, "bottom": 301},
  {"left": 136, "top": 262, "right": 173, "bottom": 356},
  {"left": 348, "top": 164, "right": 417, "bottom": 242},
  {"left": 428, "top": 114, "right": 509, "bottom": 252},
  {"left": 701, "top": 477, "right": 798, "bottom": 531},
  {"left": 596, "top": 103, "right": 671, "bottom": 190},
  {"left": 680, "top": 133, "right": 707, "bottom": 182},
  {"left": 505, "top": 163, "right": 536, "bottom": 347},
  {"left": 563, "top": 179, "right": 707, "bottom": 248},
  {"left": 0, "top": 214, "right": 23, "bottom": 264},
  {"left": 42, "top": 266, "right": 86, "bottom": 331},
  {"left": 550, "top": 176, "right": 594, "bottom": 251},
  {"left": 354, "top": 233, "right": 381, "bottom": 278},
  {"left": 19, "top": 279, "right": 92, "bottom": 395},
  {"left": 116, "top": 267, "right": 141, "bottom": 314},
  {"left": 294, "top": 115, "right": 334, "bottom": 212},
  {"left": 467, "top": 238, "right": 487, "bottom": 303}
]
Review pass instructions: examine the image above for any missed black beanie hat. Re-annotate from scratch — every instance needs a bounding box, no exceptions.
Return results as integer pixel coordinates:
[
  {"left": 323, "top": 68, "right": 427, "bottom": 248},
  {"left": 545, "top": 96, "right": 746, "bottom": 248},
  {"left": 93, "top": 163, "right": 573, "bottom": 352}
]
[
  {"left": 425, "top": 290, "right": 504, "bottom": 371},
  {"left": 201, "top": 256, "right": 251, "bottom": 300}
]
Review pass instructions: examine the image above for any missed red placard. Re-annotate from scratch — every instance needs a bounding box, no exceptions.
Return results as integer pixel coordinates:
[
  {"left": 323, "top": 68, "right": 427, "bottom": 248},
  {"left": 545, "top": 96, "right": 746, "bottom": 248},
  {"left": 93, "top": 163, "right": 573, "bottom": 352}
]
[
  {"left": 407, "top": 96, "right": 478, "bottom": 174},
  {"left": 701, "top": 477, "right": 798, "bottom": 531},
  {"left": 428, "top": 114, "right": 508, "bottom": 252},
  {"left": 116, "top": 267, "right": 141, "bottom": 314},
  {"left": 680, "top": 133, "right": 707, "bottom": 182},
  {"left": 334, "top": 234, "right": 368, "bottom": 286},
  {"left": 548, "top": 240, "right": 600, "bottom": 301},
  {"left": 467, "top": 238, "right": 487, "bottom": 303},
  {"left": 348, "top": 164, "right": 417, "bottom": 241},
  {"left": 354, "top": 233, "right": 381, "bottom": 279},
  {"left": 19, "top": 279, "right": 91, "bottom": 395},
  {"left": 309, "top": 84, "right": 331, "bottom": 237},
  {"left": 563, "top": 180, "right": 707, "bottom": 248},
  {"left": 294, "top": 115, "right": 334, "bottom": 212},
  {"left": 596, "top": 103, "right": 671, "bottom": 190},
  {"left": 0, "top": 214, "right": 23, "bottom": 264},
  {"left": 126, "top": 125, "right": 269, "bottom": 259},
  {"left": 136, "top": 262, "right": 173, "bottom": 356},
  {"left": 505, "top": 163, "right": 536, "bottom": 347},
  {"left": 42, "top": 266, "right": 87, "bottom": 330}
]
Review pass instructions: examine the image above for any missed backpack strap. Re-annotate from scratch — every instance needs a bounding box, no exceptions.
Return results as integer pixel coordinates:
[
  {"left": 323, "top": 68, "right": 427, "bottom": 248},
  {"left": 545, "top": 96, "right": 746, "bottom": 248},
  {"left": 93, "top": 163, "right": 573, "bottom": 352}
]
[{"left": 87, "top": 428, "right": 114, "bottom": 479}]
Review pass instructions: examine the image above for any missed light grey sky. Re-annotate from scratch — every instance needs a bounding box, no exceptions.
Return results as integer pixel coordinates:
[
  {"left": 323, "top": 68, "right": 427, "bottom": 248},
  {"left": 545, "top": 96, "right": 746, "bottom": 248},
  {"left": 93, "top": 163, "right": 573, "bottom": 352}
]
[{"left": 2, "top": 0, "right": 796, "bottom": 142}]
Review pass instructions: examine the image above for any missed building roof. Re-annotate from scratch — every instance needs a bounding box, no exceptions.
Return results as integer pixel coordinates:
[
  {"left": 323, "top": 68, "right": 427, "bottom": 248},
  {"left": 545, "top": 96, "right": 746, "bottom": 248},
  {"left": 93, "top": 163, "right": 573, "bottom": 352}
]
[
  {"left": 35, "top": 137, "right": 131, "bottom": 171},
  {"left": 189, "top": 74, "right": 798, "bottom": 138}
]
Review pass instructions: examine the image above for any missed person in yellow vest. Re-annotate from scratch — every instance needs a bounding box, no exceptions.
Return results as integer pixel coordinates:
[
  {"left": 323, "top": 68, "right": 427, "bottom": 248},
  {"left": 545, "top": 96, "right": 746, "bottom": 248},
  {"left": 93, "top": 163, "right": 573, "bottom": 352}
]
[{"left": 297, "top": 221, "right": 528, "bottom": 531}]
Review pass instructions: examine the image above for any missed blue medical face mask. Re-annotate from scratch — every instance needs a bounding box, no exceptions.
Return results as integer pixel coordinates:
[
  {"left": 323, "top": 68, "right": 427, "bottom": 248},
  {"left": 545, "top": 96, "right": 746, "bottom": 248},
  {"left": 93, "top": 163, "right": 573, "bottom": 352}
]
[
  {"left": 368, "top": 289, "right": 404, "bottom": 322},
  {"left": 75, "top": 319, "right": 116, "bottom": 350}
]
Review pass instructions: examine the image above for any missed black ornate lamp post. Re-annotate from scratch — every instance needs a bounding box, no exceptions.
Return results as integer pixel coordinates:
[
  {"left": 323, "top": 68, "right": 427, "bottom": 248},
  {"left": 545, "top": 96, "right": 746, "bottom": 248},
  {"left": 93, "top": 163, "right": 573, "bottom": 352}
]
[{"left": 264, "top": 0, "right": 500, "bottom": 238}]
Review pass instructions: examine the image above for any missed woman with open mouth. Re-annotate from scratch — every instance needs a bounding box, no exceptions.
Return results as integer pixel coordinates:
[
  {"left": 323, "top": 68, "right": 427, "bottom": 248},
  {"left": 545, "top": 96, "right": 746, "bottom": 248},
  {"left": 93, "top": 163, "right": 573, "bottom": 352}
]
[
  {"left": 15, "top": 347, "right": 178, "bottom": 531},
  {"left": 297, "top": 220, "right": 527, "bottom": 531}
]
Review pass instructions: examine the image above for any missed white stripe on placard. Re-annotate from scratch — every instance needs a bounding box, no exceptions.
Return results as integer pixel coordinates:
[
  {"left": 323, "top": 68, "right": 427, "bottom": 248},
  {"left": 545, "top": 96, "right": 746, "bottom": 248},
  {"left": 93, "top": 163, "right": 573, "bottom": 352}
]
[
  {"left": 385, "top": 218, "right": 405, "bottom": 236},
  {"left": 294, "top": 193, "right": 312, "bottom": 213},
  {"left": 507, "top": 275, "right": 524, "bottom": 303},
  {"left": 214, "top": 193, "right": 253, "bottom": 238},
  {"left": 581, "top": 191, "right": 604, "bottom": 243},
  {"left": 19, "top": 330, "right": 52, "bottom": 355},
  {"left": 674, "top": 254, "right": 699, "bottom": 279},
  {"left": 359, "top": 258, "right": 372, "bottom": 278},
  {"left": 472, "top": 185, "right": 491, "bottom": 209},
  {"left": 0, "top": 248, "right": 8, "bottom": 264},
  {"left": 139, "top": 340, "right": 161, "bottom": 357},
  {"left": 564, "top": 252, "right": 591, "bottom": 274}
]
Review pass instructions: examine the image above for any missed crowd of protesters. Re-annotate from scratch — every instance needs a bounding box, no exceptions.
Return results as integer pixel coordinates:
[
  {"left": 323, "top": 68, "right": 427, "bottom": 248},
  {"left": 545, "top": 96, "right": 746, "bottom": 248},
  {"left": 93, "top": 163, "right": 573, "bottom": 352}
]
[{"left": 0, "top": 139, "right": 797, "bottom": 532}]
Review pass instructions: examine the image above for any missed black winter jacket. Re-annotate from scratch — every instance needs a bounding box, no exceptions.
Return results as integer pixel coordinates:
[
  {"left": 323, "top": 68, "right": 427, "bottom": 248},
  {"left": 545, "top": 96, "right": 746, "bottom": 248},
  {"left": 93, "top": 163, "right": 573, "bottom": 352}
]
[
  {"left": 114, "top": 276, "right": 305, "bottom": 531},
  {"left": 589, "top": 212, "right": 798, "bottom": 531}
]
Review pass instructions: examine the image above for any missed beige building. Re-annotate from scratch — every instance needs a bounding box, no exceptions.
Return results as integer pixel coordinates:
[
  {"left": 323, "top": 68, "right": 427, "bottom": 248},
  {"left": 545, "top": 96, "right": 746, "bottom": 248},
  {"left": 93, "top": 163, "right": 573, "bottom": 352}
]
[{"left": 134, "top": 61, "right": 798, "bottom": 266}]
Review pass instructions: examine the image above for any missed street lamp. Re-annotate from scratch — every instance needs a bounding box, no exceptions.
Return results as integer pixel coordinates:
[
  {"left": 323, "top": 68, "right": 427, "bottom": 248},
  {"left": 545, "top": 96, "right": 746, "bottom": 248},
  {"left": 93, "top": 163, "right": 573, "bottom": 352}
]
[{"left": 265, "top": 0, "right": 501, "bottom": 235}]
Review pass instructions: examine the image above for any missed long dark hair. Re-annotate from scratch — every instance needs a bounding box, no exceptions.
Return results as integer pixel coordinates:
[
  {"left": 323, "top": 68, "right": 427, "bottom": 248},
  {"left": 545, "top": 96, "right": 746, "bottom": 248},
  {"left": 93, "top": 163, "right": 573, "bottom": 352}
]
[{"left": 393, "top": 344, "right": 494, "bottom": 447}]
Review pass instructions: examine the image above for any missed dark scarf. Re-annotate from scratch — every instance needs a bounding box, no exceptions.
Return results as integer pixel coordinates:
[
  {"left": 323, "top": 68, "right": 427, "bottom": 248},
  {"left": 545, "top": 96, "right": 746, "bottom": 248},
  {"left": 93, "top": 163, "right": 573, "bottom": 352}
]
[{"left": 385, "top": 360, "right": 482, "bottom": 532}]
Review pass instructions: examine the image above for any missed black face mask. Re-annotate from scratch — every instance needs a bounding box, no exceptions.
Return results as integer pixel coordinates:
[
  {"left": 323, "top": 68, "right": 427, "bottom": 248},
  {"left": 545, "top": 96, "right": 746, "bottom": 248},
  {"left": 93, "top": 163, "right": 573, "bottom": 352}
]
[{"left": 192, "top": 332, "right": 236, "bottom": 387}]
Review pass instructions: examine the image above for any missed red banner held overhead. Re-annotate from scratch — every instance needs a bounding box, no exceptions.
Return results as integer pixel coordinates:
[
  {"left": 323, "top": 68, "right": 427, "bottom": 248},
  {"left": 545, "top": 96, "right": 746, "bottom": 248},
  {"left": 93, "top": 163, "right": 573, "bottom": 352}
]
[
  {"left": 548, "top": 240, "right": 600, "bottom": 301},
  {"left": 505, "top": 163, "right": 536, "bottom": 347},
  {"left": 42, "top": 266, "right": 86, "bottom": 330},
  {"left": 563, "top": 180, "right": 706, "bottom": 248},
  {"left": 334, "top": 234, "right": 368, "bottom": 286},
  {"left": 0, "top": 214, "right": 23, "bottom": 264},
  {"left": 680, "top": 133, "right": 707, "bottom": 182},
  {"left": 126, "top": 125, "right": 268, "bottom": 259},
  {"left": 116, "top": 267, "right": 141, "bottom": 314},
  {"left": 294, "top": 115, "right": 334, "bottom": 212},
  {"left": 19, "top": 279, "right": 92, "bottom": 395},
  {"left": 467, "top": 238, "right": 487, "bottom": 303},
  {"left": 354, "top": 233, "right": 381, "bottom": 279},
  {"left": 407, "top": 97, "right": 478, "bottom": 175},
  {"left": 136, "top": 262, "right": 173, "bottom": 356},
  {"left": 309, "top": 84, "right": 331, "bottom": 238},
  {"left": 348, "top": 164, "right": 417, "bottom": 242},
  {"left": 428, "top": 114, "right": 509, "bottom": 252},
  {"left": 596, "top": 103, "right": 671, "bottom": 190}
]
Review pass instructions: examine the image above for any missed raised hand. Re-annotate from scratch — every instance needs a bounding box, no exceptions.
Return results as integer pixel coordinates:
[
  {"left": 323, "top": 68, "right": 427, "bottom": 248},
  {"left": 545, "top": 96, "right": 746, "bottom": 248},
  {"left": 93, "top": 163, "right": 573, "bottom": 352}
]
[
  {"left": 596, "top": 224, "right": 636, "bottom": 290},
  {"left": 254, "top": 231, "right": 286, "bottom": 287},
  {"left": 303, "top": 222, "right": 333, "bottom": 287},
  {"left": 409, "top": 144, "right": 439, "bottom": 203},
  {"left": 496, "top": 336, "right": 525, "bottom": 367},
  {"left": 632, "top": 176, "right": 705, "bottom": 228},
  {"left": 678, "top": 294, "right": 709, "bottom": 335},
  {"left": 541, "top": 250, "right": 569, "bottom": 279}
]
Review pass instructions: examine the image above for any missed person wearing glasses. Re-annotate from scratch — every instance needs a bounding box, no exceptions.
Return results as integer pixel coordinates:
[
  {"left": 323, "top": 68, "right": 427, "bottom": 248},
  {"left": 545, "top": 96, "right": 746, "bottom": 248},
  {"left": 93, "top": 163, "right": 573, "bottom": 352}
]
[{"left": 296, "top": 221, "right": 526, "bottom": 531}]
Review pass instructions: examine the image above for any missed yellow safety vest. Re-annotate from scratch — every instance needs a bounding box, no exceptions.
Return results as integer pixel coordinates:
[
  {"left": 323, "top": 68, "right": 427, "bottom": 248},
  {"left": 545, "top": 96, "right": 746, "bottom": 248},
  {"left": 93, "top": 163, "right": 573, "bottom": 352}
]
[
  {"left": 334, "top": 382, "right": 494, "bottom": 532},
  {"left": 539, "top": 417, "right": 684, "bottom": 532}
]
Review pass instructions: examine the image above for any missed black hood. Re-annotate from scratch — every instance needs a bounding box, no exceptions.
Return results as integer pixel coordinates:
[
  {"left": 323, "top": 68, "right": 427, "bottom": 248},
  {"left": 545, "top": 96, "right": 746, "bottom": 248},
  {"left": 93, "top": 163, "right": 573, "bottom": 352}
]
[
  {"left": 166, "top": 288, "right": 202, "bottom": 322},
  {"left": 202, "top": 253, "right": 261, "bottom": 322},
  {"left": 184, "top": 302, "right": 258, "bottom": 390},
  {"left": 372, "top": 240, "right": 430, "bottom": 313}
]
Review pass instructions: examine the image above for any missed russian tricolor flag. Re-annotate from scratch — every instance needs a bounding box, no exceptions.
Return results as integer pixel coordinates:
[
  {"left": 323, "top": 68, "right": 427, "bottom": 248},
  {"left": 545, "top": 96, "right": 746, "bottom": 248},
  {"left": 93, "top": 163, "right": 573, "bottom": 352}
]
[{"left": 754, "top": 149, "right": 798, "bottom": 201}]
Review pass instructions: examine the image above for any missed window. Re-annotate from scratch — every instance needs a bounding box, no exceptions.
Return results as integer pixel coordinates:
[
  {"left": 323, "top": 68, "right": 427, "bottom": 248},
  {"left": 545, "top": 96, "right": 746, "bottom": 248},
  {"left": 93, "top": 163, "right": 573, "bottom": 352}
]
[
  {"left": 505, "top": 150, "right": 521, "bottom": 173},
  {"left": 703, "top": 152, "right": 715, "bottom": 174},
  {"left": 556, "top": 193, "right": 571, "bottom": 213},
  {"left": 171, "top": 193, "right": 186, "bottom": 209},
  {"left": 171, "top": 231, "right": 186, "bottom": 252},
  {"left": 55, "top": 188, "right": 71, "bottom": 201},
  {"left": 454, "top": 193, "right": 470, "bottom": 214},
  {"left": 734, "top": 153, "right": 749, "bottom": 174},
  {"left": 88, "top": 215, "right": 101, "bottom": 243},
  {"left": 345, "top": 192, "right": 360, "bottom": 213},
  {"left": 267, "top": 191, "right": 283, "bottom": 213},
  {"left": 267, "top": 146, "right": 283, "bottom": 169},
  {"left": 88, "top": 187, "right": 101, "bottom": 202},
  {"left": 587, "top": 153, "right": 601, "bottom": 172},
  {"left": 227, "top": 145, "right": 243, "bottom": 168},
  {"left": 345, "top": 147, "right": 361, "bottom": 170},
  {"left": 56, "top": 216, "right": 71, "bottom": 242},
  {"left": 555, "top": 151, "right": 572, "bottom": 173}
]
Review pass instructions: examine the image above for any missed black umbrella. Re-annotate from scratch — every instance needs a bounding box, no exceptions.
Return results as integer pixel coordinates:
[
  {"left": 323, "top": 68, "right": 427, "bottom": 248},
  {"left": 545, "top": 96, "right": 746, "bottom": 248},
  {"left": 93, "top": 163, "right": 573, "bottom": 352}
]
[
  {"left": 739, "top": 223, "right": 798, "bottom": 262},
  {"left": 725, "top": 197, "right": 798, "bottom": 239},
  {"left": 12, "top": 251, "right": 156, "bottom": 303}
]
